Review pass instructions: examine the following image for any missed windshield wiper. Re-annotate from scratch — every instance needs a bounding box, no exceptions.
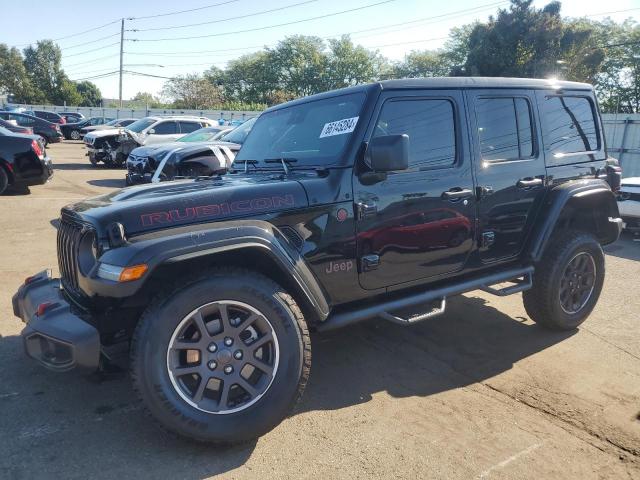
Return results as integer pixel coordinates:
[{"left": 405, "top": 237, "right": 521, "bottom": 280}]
[
  {"left": 263, "top": 157, "right": 298, "bottom": 175},
  {"left": 232, "top": 159, "right": 259, "bottom": 173}
]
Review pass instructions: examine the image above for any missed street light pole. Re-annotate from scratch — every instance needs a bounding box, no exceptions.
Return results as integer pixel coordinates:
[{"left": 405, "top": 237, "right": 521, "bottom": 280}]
[{"left": 119, "top": 18, "right": 124, "bottom": 108}]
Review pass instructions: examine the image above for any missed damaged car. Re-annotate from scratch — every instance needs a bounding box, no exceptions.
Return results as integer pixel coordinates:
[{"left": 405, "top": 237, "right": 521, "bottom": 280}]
[
  {"left": 125, "top": 119, "right": 255, "bottom": 185},
  {"left": 84, "top": 116, "right": 215, "bottom": 167}
]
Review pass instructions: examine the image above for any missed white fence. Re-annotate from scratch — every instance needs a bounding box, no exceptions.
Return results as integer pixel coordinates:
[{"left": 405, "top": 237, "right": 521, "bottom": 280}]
[
  {"left": 602, "top": 114, "right": 640, "bottom": 178},
  {"left": 1, "top": 103, "right": 260, "bottom": 123}
]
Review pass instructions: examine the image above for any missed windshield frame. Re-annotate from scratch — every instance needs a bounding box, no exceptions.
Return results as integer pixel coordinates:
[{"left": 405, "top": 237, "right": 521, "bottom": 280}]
[
  {"left": 234, "top": 91, "right": 368, "bottom": 168},
  {"left": 125, "top": 117, "right": 157, "bottom": 133}
]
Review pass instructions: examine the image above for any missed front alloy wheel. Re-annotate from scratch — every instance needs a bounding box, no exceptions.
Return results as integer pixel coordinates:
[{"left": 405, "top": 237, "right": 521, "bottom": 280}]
[
  {"left": 131, "top": 269, "right": 310, "bottom": 443},
  {"left": 70, "top": 130, "right": 81, "bottom": 140},
  {"left": 167, "top": 300, "right": 279, "bottom": 414},
  {"left": 559, "top": 252, "right": 596, "bottom": 314}
]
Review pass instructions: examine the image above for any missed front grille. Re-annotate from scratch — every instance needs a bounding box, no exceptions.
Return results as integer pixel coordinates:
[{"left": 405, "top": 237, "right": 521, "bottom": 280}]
[{"left": 57, "top": 215, "right": 93, "bottom": 296}]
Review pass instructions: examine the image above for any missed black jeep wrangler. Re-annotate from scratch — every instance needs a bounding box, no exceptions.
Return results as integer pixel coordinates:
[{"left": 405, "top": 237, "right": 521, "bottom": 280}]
[{"left": 13, "top": 78, "right": 622, "bottom": 443}]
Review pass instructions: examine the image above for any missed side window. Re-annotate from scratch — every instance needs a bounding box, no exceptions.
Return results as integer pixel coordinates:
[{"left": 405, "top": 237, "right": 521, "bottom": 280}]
[
  {"left": 373, "top": 98, "right": 456, "bottom": 170},
  {"left": 178, "top": 121, "right": 201, "bottom": 133},
  {"left": 152, "top": 121, "right": 177, "bottom": 135},
  {"left": 541, "top": 95, "right": 599, "bottom": 157},
  {"left": 12, "top": 114, "right": 33, "bottom": 126},
  {"left": 475, "top": 97, "right": 534, "bottom": 162}
]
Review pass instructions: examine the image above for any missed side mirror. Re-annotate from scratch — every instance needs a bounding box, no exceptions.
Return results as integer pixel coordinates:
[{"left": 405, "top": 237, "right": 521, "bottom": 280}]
[
  {"left": 367, "top": 134, "right": 409, "bottom": 172},
  {"left": 148, "top": 128, "right": 156, "bottom": 135}
]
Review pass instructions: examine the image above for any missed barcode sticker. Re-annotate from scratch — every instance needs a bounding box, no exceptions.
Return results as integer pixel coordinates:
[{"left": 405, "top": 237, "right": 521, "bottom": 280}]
[{"left": 319, "top": 116, "right": 359, "bottom": 138}]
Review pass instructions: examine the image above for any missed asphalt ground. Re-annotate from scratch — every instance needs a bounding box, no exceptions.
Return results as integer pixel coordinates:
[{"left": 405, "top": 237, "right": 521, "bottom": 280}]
[{"left": 0, "top": 141, "right": 639, "bottom": 479}]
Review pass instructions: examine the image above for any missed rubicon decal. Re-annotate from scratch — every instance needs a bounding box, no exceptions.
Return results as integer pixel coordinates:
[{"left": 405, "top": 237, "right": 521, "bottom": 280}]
[{"left": 141, "top": 195, "right": 295, "bottom": 226}]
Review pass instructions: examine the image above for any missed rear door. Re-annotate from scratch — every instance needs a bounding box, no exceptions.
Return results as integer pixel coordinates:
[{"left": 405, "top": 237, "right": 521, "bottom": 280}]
[
  {"left": 354, "top": 90, "right": 476, "bottom": 290},
  {"left": 147, "top": 121, "right": 179, "bottom": 144},
  {"left": 466, "top": 89, "right": 547, "bottom": 262},
  {"left": 178, "top": 121, "right": 203, "bottom": 134}
]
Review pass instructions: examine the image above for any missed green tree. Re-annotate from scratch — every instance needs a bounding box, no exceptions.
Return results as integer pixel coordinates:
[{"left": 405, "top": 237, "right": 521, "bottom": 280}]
[
  {"left": 0, "top": 44, "right": 36, "bottom": 102},
  {"left": 393, "top": 50, "right": 451, "bottom": 78},
  {"left": 223, "top": 51, "right": 279, "bottom": 105},
  {"left": 325, "top": 36, "right": 380, "bottom": 88},
  {"left": 268, "top": 36, "right": 327, "bottom": 97},
  {"left": 76, "top": 81, "right": 102, "bottom": 107},
  {"left": 161, "top": 74, "right": 223, "bottom": 109},
  {"left": 23, "top": 40, "right": 65, "bottom": 103},
  {"left": 462, "top": 0, "right": 604, "bottom": 81}
]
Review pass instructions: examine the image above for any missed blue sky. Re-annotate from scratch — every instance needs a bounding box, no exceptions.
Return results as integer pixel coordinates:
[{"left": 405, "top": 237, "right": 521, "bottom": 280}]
[{"left": 3, "top": 0, "right": 638, "bottom": 100}]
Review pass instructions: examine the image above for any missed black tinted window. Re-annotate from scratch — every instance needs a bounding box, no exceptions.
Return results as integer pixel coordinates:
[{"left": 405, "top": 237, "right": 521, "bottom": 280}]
[
  {"left": 542, "top": 96, "right": 598, "bottom": 156},
  {"left": 153, "top": 121, "right": 177, "bottom": 134},
  {"left": 476, "top": 97, "right": 533, "bottom": 161},
  {"left": 374, "top": 99, "right": 456, "bottom": 169},
  {"left": 11, "top": 114, "right": 34, "bottom": 126},
  {"left": 178, "top": 121, "right": 201, "bottom": 133}
]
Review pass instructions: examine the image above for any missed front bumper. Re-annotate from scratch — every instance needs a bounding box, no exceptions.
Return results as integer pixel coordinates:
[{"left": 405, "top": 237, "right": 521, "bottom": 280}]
[
  {"left": 12, "top": 270, "right": 100, "bottom": 372},
  {"left": 618, "top": 199, "right": 640, "bottom": 231}
]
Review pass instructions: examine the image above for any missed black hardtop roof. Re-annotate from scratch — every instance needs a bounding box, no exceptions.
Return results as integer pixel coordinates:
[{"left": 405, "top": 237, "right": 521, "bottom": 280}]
[{"left": 265, "top": 77, "right": 593, "bottom": 113}]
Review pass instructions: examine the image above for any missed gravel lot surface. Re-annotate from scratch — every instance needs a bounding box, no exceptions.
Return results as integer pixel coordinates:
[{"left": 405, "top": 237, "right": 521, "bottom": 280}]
[{"left": 1, "top": 141, "right": 639, "bottom": 479}]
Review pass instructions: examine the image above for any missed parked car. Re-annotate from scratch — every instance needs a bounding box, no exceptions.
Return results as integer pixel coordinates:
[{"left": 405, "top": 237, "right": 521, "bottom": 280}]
[
  {"left": 0, "top": 118, "right": 33, "bottom": 135},
  {"left": 61, "top": 117, "right": 114, "bottom": 140},
  {"left": 84, "top": 115, "right": 216, "bottom": 166},
  {"left": 125, "top": 121, "right": 253, "bottom": 184},
  {"left": 81, "top": 118, "right": 137, "bottom": 136},
  {"left": 0, "top": 129, "right": 52, "bottom": 194},
  {"left": 618, "top": 177, "right": 640, "bottom": 233},
  {"left": 0, "top": 111, "right": 63, "bottom": 145},
  {"left": 30, "top": 110, "right": 66, "bottom": 125},
  {"left": 13, "top": 78, "right": 622, "bottom": 444},
  {"left": 59, "top": 112, "right": 85, "bottom": 123}
]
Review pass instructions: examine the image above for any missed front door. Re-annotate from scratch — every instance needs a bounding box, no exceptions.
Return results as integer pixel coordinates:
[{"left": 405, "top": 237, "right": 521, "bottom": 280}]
[
  {"left": 355, "top": 90, "right": 476, "bottom": 290},
  {"left": 466, "top": 90, "right": 547, "bottom": 262}
]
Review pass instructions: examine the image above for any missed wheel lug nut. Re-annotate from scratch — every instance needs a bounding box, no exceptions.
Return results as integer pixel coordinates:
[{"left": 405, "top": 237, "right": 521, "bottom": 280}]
[
  {"left": 208, "top": 343, "right": 217, "bottom": 352},
  {"left": 224, "top": 365, "right": 233, "bottom": 374},
  {"left": 208, "top": 360, "right": 217, "bottom": 370},
  {"left": 234, "top": 350, "right": 243, "bottom": 360},
  {"left": 224, "top": 337, "right": 233, "bottom": 346}
]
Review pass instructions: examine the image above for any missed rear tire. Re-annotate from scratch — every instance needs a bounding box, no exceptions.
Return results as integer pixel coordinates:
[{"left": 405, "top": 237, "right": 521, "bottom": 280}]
[
  {"left": 130, "top": 268, "right": 311, "bottom": 444},
  {"left": 70, "top": 130, "right": 81, "bottom": 140},
  {"left": 523, "top": 230, "right": 605, "bottom": 331},
  {"left": 0, "top": 167, "right": 8, "bottom": 195}
]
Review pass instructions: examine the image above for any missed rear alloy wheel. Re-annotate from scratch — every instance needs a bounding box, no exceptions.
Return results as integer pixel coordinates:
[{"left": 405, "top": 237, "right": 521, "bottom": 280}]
[
  {"left": 70, "top": 130, "right": 81, "bottom": 140},
  {"left": 131, "top": 269, "right": 310, "bottom": 443},
  {"left": 523, "top": 230, "right": 605, "bottom": 330}
]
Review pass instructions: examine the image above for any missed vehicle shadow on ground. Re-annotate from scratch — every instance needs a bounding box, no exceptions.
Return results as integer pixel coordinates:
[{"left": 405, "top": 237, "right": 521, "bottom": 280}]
[
  {"left": 604, "top": 232, "right": 640, "bottom": 261},
  {"left": 0, "top": 294, "right": 573, "bottom": 478},
  {"left": 299, "top": 295, "right": 574, "bottom": 414},
  {"left": 86, "top": 178, "right": 126, "bottom": 188},
  {"left": 53, "top": 162, "right": 96, "bottom": 171}
]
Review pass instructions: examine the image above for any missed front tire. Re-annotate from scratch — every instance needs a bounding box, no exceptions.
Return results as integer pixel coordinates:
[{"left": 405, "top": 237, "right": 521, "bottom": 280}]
[
  {"left": 523, "top": 230, "right": 605, "bottom": 330},
  {"left": 70, "top": 130, "right": 81, "bottom": 140},
  {"left": 130, "top": 268, "right": 311, "bottom": 443},
  {"left": 0, "top": 167, "right": 8, "bottom": 195}
]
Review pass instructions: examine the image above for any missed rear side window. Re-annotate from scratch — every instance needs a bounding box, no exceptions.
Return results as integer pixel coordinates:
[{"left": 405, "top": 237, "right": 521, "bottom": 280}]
[
  {"left": 541, "top": 96, "right": 599, "bottom": 157},
  {"left": 373, "top": 98, "right": 456, "bottom": 170},
  {"left": 475, "top": 97, "right": 533, "bottom": 161},
  {"left": 152, "top": 121, "right": 177, "bottom": 134},
  {"left": 178, "top": 121, "right": 201, "bottom": 133}
]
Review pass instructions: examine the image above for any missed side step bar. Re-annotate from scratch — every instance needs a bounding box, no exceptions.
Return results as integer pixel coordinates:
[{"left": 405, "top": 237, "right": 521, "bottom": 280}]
[{"left": 317, "top": 266, "right": 534, "bottom": 332}]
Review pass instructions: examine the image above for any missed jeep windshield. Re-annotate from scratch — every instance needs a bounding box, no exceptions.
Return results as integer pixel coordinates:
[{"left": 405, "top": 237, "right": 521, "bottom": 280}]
[
  {"left": 125, "top": 118, "right": 156, "bottom": 133},
  {"left": 235, "top": 92, "right": 366, "bottom": 167}
]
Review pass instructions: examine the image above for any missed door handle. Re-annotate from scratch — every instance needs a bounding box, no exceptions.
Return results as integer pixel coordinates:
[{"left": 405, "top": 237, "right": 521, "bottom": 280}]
[
  {"left": 441, "top": 188, "right": 474, "bottom": 201},
  {"left": 516, "top": 177, "right": 544, "bottom": 188}
]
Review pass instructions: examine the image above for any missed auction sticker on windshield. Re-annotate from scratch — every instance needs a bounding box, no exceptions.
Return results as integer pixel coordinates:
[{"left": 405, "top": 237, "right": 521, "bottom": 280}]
[{"left": 320, "top": 116, "right": 359, "bottom": 138}]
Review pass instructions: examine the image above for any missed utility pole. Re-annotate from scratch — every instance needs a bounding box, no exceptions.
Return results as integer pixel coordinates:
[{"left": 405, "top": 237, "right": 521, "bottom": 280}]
[{"left": 119, "top": 18, "right": 124, "bottom": 108}]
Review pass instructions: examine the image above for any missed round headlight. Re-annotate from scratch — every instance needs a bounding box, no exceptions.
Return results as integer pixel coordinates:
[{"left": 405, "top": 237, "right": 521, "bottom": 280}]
[{"left": 78, "top": 230, "right": 99, "bottom": 275}]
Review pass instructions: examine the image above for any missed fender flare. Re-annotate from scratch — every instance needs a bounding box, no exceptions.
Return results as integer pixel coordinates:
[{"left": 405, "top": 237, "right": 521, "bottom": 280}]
[
  {"left": 525, "top": 179, "right": 622, "bottom": 263},
  {"left": 88, "top": 220, "right": 330, "bottom": 320}
]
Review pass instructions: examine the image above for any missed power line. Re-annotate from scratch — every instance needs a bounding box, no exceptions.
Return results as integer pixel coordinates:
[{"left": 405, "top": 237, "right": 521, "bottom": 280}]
[
  {"left": 13, "top": 19, "right": 121, "bottom": 47},
  {"left": 582, "top": 7, "right": 640, "bottom": 17},
  {"left": 124, "top": 1, "right": 506, "bottom": 56},
  {"left": 58, "top": 32, "right": 121, "bottom": 51},
  {"left": 129, "top": 0, "right": 401, "bottom": 42},
  {"left": 63, "top": 42, "right": 121, "bottom": 58},
  {"left": 128, "top": 0, "right": 241, "bottom": 20},
  {"left": 130, "top": 0, "right": 318, "bottom": 32},
  {"left": 64, "top": 53, "right": 120, "bottom": 69}
]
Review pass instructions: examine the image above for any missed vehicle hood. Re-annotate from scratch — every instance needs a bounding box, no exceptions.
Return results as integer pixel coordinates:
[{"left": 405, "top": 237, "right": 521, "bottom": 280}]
[
  {"left": 82, "top": 125, "right": 111, "bottom": 132},
  {"left": 84, "top": 128, "right": 122, "bottom": 140},
  {"left": 62, "top": 173, "right": 309, "bottom": 236},
  {"left": 130, "top": 141, "right": 241, "bottom": 159}
]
